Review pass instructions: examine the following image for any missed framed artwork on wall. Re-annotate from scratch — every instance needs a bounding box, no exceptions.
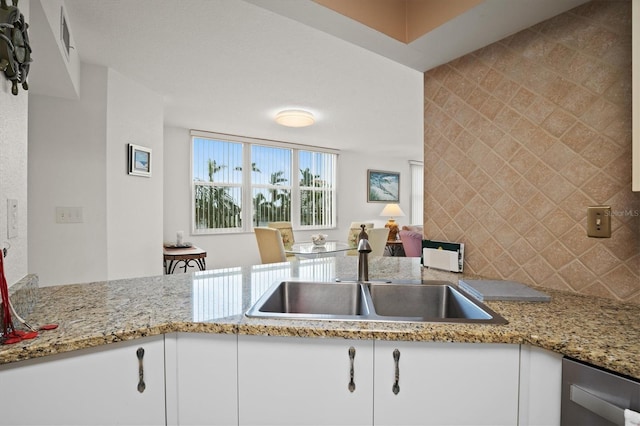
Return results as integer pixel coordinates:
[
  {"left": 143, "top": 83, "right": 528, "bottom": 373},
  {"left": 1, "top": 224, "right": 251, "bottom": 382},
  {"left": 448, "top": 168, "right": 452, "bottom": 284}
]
[
  {"left": 367, "top": 169, "right": 399, "bottom": 202},
  {"left": 128, "top": 144, "right": 152, "bottom": 177}
]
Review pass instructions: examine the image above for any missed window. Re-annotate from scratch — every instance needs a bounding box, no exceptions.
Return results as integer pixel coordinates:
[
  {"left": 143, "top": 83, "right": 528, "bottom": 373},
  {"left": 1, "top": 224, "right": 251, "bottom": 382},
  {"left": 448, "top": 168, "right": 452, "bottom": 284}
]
[
  {"left": 299, "top": 150, "right": 336, "bottom": 227},
  {"left": 251, "top": 145, "right": 292, "bottom": 226},
  {"left": 192, "top": 137, "right": 243, "bottom": 232},
  {"left": 192, "top": 131, "right": 337, "bottom": 234}
]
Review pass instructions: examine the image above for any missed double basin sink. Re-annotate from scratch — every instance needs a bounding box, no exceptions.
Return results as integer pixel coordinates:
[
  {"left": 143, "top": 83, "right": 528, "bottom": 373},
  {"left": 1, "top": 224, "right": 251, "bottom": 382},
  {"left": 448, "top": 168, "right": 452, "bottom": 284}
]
[{"left": 246, "top": 280, "right": 507, "bottom": 324}]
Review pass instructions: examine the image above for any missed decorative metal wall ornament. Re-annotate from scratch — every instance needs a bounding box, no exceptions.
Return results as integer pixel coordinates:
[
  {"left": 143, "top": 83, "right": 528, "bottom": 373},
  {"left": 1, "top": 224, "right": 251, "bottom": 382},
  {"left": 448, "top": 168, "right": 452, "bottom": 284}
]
[{"left": 0, "top": 0, "right": 32, "bottom": 95}]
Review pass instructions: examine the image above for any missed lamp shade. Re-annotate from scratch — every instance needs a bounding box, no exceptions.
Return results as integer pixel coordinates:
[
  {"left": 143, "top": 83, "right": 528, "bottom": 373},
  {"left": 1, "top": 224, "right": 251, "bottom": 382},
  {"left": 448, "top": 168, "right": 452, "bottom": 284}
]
[
  {"left": 380, "top": 203, "right": 406, "bottom": 218},
  {"left": 380, "top": 203, "right": 405, "bottom": 241},
  {"left": 275, "top": 109, "right": 315, "bottom": 127}
]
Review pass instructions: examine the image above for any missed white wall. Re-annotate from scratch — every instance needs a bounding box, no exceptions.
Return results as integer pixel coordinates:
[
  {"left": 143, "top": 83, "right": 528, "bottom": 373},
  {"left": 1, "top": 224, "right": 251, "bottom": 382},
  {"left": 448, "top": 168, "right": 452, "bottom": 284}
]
[
  {"left": 29, "top": 64, "right": 163, "bottom": 286},
  {"left": 163, "top": 126, "right": 416, "bottom": 268},
  {"left": 29, "top": 64, "right": 108, "bottom": 286},
  {"left": 24, "top": 0, "right": 423, "bottom": 281},
  {"left": 336, "top": 150, "right": 414, "bottom": 232},
  {"left": 105, "top": 68, "right": 163, "bottom": 280},
  {"left": 0, "top": 1, "right": 29, "bottom": 286},
  {"left": 29, "top": 0, "right": 81, "bottom": 99}
]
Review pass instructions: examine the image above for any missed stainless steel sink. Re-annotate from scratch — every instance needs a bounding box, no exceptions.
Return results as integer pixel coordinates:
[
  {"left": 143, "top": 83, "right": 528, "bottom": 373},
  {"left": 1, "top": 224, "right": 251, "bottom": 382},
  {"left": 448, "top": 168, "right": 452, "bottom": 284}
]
[
  {"left": 367, "top": 281, "right": 500, "bottom": 322},
  {"left": 246, "top": 280, "right": 507, "bottom": 324},
  {"left": 245, "top": 281, "right": 370, "bottom": 320}
]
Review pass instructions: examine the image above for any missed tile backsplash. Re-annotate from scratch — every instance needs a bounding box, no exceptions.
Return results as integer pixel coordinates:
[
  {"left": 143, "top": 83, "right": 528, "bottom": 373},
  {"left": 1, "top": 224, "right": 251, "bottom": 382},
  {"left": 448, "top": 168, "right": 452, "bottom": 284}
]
[{"left": 424, "top": 0, "right": 640, "bottom": 303}]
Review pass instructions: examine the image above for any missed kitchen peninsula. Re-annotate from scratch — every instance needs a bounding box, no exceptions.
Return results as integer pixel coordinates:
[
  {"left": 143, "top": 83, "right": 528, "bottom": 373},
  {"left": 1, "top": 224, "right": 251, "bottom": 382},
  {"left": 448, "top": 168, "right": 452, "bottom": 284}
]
[{"left": 1, "top": 256, "right": 639, "bottom": 425}]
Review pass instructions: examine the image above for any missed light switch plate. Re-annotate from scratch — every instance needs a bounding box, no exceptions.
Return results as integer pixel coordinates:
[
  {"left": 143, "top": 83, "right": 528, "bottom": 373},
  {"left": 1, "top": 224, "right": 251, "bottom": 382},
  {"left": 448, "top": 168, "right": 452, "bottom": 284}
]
[
  {"left": 587, "top": 206, "right": 611, "bottom": 238},
  {"left": 55, "top": 206, "right": 84, "bottom": 224}
]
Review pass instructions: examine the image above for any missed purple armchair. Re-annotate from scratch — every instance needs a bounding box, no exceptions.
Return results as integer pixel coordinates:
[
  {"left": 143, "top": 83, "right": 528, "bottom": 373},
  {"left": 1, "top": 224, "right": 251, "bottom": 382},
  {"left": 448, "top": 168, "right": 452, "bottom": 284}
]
[{"left": 399, "top": 226, "right": 423, "bottom": 257}]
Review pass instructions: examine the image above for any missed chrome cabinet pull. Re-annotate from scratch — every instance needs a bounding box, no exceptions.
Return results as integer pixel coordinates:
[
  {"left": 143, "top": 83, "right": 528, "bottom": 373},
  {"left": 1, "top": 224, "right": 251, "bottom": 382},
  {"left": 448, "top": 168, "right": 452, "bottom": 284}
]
[
  {"left": 136, "top": 347, "right": 146, "bottom": 393},
  {"left": 570, "top": 384, "right": 625, "bottom": 425},
  {"left": 392, "top": 349, "right": 400, "bottom": 395},
  {"left": 348, "top": 346, "right": 356, "bottom": 392}
]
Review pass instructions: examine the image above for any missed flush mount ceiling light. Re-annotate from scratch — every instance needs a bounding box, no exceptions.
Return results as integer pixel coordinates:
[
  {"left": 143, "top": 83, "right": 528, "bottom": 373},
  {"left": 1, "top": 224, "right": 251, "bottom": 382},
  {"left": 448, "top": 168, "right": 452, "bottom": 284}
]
[{"left": 275, "top": 109, "right": 315, "bottom": 127}]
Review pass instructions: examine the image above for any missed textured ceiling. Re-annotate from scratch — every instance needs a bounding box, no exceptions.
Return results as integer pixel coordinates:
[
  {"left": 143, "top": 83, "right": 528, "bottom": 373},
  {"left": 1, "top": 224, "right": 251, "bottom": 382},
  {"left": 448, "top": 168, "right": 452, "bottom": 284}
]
[{"left": 30, "top": 0, "right": 588, "bottom": 161}]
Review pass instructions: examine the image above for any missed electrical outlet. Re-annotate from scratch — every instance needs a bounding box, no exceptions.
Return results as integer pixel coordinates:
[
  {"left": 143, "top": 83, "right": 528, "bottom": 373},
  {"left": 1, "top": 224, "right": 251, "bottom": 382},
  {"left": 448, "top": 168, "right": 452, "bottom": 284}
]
[
  {"left": 7, "top": 199, "right": 18, "bottom": 238},
  {"left": 587, "top": 206, "right": 611, "bottom": 238}
]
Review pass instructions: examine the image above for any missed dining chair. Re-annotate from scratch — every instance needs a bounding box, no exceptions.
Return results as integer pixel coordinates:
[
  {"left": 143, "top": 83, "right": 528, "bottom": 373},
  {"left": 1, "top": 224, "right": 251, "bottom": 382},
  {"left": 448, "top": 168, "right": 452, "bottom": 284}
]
[
  {"left": 399, "top": 228, "right": 423, "bottom": 257},
  {"left": 346, "top": 222, "right": 377, "bottom": 256},
  {"left": 367, "top": 227, "right": 390, "bottom": 256},
  {"left": 346, "top": 222, "right": 374, "bottom": 249},
  {"left": 254, "top": 227, "right": 287, "bottom": 264},
  {"left": 268, "top": 221, "right": 295, "bottom": 250}
]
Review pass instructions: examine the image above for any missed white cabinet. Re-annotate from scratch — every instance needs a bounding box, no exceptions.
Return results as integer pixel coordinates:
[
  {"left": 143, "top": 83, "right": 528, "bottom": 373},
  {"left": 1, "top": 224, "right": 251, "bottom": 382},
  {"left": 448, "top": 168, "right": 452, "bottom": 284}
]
[
  {"left": 0, "top": 332, "right": 560, "bottom": 426},
  {"left": 238, "top": 335, "right": 374, "bottom": 425},
  {"left": 518, "top": 345, "right": 563, "bottom": 426},
  {"left": 0, "top": 335, "right": 166, "bottom": 426},
  {"left": 165, "top": 332, "right": 238, "bottom": 426},
  {"left": 373, "top": 341, "right": 520, "bottom": 426},
  {"left": 237, "top": 335, "right": 520, "bottom": 426}
]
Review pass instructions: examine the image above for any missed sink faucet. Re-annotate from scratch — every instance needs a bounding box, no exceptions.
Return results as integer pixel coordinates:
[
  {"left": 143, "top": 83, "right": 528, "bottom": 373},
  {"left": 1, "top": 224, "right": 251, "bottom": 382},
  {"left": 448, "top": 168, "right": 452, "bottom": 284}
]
[{"left": 357, "top": 225, "right": 372, "bottom": 282}]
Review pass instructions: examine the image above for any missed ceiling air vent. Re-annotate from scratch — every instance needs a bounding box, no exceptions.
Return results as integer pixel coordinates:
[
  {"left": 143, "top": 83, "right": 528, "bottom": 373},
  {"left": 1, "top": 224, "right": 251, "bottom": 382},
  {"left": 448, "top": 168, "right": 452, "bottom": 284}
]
[{"left": 60, "top": 6, "right": 71, "bottom": 60}]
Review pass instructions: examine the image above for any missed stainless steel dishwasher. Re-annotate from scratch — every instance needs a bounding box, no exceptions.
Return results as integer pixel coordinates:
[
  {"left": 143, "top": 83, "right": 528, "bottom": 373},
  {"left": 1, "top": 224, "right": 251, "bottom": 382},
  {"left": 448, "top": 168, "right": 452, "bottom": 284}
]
[{"left": 561, "top": 357, "right": 640, "bottom": 425}]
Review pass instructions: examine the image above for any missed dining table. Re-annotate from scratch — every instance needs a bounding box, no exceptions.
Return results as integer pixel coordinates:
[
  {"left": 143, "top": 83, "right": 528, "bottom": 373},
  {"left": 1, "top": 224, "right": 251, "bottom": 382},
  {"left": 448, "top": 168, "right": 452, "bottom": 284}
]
[{"left": 285, "top": 241, "right": 352, "bottom": 258}]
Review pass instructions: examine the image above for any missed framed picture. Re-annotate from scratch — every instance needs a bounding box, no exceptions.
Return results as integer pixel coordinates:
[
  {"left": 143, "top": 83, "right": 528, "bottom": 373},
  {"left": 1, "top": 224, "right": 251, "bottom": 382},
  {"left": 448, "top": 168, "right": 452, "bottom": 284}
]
[
  {"left": 367, "top": 169, "right": 399, "bottom": 202},
  {"left": 128, "top": 144, "right": 152, "bottom": 177}
]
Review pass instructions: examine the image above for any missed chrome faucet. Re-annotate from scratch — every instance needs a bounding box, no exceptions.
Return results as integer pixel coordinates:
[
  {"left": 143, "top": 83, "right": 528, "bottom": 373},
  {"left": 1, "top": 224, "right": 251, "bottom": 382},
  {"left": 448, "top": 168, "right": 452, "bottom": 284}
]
[{"left": 357, "top": 225, "right": 372, "bottom": 282}]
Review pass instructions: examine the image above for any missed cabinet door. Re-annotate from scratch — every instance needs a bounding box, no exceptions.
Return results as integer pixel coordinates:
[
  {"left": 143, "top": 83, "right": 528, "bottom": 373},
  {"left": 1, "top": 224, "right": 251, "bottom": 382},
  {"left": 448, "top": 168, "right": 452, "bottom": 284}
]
[
  {"left": 238, "top": 335, "right": 374, "bottom": 426},
  {"left": 167, "top": 332, "right": 238, "bottom": 426},
  {"left": 0, "top": 335, "right": 165, "bottom": 425},
  {"left": 518, "top": 345, "right": 562, "bottom": 426},
  {"left": 374, "top": 341, "right": 519, "bottom": 426}
]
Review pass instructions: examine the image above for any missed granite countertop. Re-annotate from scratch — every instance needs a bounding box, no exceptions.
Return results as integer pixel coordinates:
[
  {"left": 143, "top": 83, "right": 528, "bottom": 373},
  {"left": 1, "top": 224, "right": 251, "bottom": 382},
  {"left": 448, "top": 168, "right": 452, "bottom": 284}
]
[{"left": 1, "top": 257, "right": 639, "bottom": 380}]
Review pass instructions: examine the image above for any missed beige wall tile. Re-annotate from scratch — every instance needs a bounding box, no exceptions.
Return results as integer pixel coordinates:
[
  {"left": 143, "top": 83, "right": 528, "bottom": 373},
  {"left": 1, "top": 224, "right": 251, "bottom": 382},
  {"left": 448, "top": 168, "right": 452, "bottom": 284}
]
[{"left": 423, "top": 0, "right": 640, "bottom": 302}]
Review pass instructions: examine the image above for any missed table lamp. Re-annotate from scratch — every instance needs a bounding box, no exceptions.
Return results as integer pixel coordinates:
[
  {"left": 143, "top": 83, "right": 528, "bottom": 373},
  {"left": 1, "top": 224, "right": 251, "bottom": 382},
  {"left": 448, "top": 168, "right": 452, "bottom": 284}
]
[{"left": 380, "top": 203, "right": 405, "bottom": 241}]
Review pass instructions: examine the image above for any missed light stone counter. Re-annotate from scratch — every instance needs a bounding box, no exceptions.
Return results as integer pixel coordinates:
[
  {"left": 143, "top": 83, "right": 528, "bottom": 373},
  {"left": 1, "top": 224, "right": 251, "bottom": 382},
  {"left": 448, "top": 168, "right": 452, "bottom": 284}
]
[{"left": 2, "top": 257, "right": 639, "bottom": 381}]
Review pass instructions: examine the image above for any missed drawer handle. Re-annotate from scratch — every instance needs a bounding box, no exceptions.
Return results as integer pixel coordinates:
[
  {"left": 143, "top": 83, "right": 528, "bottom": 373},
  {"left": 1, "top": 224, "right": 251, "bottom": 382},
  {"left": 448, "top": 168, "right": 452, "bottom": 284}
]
[
  {"left": 348, "top": 346, "right": 356, "bottom": 393},
  {"left": 392, "top": 349, "right": 400, "bottom": 395},
  {"left": 570, "top": 384, "right": 625, "bottom": 425},
  {"left": 136, "top": 347, "right": 146, "bottom": 393}
]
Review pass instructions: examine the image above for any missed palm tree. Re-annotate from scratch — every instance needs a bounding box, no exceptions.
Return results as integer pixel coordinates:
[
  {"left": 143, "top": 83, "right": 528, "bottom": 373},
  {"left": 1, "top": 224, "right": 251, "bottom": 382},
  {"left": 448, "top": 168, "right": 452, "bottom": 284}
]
[
  {"left": 194, "top": 159, "right": 242, "bottom": 229},
  {"left": 300, "top": 167, "right": 328, "bottom": 226},
  {"left": 252, "top": 171, "right": 291, "bottom": 224},
  {"left": 267, "top": 171, "right": 287, "bottom": 202},
  {"left": 234, "top": 163, "right": 261, "bottom": 173},
  {"left": 253, "top": 192, "right": 269, "bottom": 226},
  {"left": 300, "top": 168, "right": 320, "bottom": 187},
  {"left": 208, "top": 159, "right": 226, "bottom": 179},
  {"left": 268, "top": 171, "right": 290, "bottom": 222}
]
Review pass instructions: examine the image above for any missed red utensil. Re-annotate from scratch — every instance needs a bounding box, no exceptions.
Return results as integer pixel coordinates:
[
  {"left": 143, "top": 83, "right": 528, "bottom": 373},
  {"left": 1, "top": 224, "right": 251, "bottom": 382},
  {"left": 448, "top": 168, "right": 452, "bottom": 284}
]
[
  {"left": 39, "top": 324, "right": 58, "bottom": 331},
  {"left": 1, "top": 253, "right": 57, "bottom": 344}
]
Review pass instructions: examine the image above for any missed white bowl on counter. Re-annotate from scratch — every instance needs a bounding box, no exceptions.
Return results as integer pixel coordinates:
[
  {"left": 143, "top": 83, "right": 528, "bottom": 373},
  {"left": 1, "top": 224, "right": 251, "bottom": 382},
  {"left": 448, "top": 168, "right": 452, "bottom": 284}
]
[{"left": 311, "top": 234, "right": 327, "bottom": 246}]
